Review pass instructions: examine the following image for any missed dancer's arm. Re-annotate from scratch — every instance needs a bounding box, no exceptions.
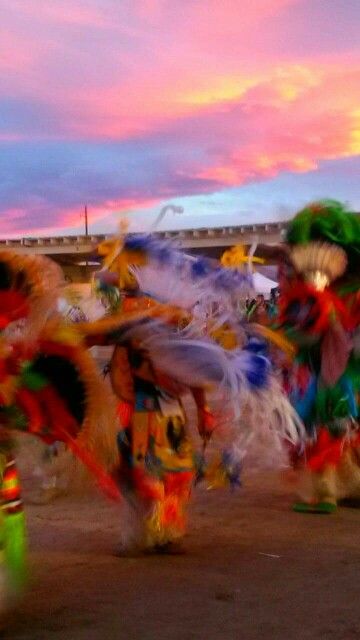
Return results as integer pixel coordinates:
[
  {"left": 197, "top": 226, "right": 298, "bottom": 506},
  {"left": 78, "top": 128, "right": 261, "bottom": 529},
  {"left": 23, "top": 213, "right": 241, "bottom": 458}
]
[
  {"left": 110, "top": 346, "right": 135, "bottom": 428},
  {"left": 191, "top": 388, "right": 215, "bottom": 441}
]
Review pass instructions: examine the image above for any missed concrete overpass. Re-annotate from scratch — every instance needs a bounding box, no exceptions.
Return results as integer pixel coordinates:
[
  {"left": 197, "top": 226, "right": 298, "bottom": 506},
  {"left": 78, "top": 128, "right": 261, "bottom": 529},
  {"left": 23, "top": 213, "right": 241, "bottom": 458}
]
[{"left": 0, "top": 221, "right": 288, "bottom": 282}]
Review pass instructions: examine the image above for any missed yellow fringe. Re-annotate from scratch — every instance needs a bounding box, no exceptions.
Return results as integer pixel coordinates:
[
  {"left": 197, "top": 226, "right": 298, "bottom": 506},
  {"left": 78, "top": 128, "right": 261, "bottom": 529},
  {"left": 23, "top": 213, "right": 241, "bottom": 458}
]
[
  {"left": 39, "top": 319, "right": 118, "bottom": 473},
  {"left": 75, "top": 302, "right": 185, "bottom": 340},
  {"left": 253, "top": 324, "right": 297, "bottom": 359},
  {"left": 221, "top": 245, "right": 265, "bottom": 268},
  {"left": 0, "top": 250, "right": 63, "bottom": 339}
]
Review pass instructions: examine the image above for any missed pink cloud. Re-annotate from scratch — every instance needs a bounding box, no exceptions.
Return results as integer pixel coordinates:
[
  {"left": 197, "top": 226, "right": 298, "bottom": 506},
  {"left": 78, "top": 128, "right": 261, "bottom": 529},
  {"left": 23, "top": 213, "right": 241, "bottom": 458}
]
[
  {"left": 165, "top": 62, "right": 360, "bottom": 189},
  {"left": 1, "top": 0, "right": 360, "bottom": 234},
  {"left": 1, "top": 0, "right": 357, "bottom": 144},
  {"left": 0, "top": 195, "right": 161, "bottom": 239},
  {"left": 6, "top": 0, "right": 109, "bottom": 27}
]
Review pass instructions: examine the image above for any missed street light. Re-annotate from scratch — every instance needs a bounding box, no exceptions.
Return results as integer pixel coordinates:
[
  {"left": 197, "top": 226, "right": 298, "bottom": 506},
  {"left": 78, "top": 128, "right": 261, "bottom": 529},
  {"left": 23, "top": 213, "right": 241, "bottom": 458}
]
[{"left": 151, "top": 204, "right": 184, "bottom": 230}]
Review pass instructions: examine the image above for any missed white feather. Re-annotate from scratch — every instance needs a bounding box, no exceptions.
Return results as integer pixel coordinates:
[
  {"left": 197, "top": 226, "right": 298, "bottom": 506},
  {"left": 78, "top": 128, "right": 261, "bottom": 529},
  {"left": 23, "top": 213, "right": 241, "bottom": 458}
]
[
  {"left": 131, "top": 264, "right": 202, "bottom": 309},
  {"left": 210, "top": 376, "right": 305, "bottom": 471},
  {"left": 112, "top": 304, "right": 305, "bottom": 471},
  {"left": 131, "top": 256, "right": 253, "bottom": 333}
]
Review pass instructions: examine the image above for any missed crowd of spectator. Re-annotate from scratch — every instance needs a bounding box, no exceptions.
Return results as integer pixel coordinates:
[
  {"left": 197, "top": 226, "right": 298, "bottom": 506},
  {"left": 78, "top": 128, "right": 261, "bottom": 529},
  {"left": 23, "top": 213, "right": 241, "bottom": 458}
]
[{"left": 246, "top": 288, "right": 279, "bottom": 324}]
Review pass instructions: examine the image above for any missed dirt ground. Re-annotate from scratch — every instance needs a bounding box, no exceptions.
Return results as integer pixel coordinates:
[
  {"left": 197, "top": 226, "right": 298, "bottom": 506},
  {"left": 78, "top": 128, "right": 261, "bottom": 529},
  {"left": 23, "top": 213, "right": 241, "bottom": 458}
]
[{"left": 4, "top": 470, "right": 360, "bottom": 640}]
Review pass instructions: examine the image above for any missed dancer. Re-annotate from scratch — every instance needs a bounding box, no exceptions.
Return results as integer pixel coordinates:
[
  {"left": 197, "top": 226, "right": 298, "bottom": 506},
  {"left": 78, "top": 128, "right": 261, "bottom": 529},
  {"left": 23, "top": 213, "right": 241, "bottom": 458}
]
[
  {"left": 276, "top": 200, "right": 360, "bottom": 513},
  {"left": 92, "top": 236, "right": 216, "bottom": 554},
  {"left": 92, "top": 229, "right": 304, "bottom": 553},
  {"left": 216, "top": 244, "right": 303, "bottom": 471},
  {"left": 0, "top": 249, "right": 124, "bottom": 612}
]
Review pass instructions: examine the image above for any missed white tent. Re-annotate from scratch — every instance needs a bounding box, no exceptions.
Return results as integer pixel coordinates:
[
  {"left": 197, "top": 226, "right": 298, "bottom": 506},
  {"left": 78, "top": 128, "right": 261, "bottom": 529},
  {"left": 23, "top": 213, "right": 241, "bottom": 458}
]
[{"left": 252, "top": 271, "right": 278, "bottom": 298}]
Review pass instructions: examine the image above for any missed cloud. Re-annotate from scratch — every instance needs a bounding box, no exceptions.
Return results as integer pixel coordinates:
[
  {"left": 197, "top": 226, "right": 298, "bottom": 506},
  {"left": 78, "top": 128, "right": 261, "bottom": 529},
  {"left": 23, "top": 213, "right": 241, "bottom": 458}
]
[
  {"left": 0, "top": 0, "right": 359, "bottom": 235},
  {"left": 1, "top": 58, "right": 360, "bottom": 236}
]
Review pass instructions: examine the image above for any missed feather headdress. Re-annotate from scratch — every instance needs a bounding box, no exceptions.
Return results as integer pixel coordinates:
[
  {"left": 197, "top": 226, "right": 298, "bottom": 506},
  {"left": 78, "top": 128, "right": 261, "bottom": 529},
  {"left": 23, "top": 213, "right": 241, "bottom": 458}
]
[
  {"left": 0, "top": 251, "right": 63, "bottom": 338},
  {"left": 287, "top": 200, "right": 360, "bottom": 276}
]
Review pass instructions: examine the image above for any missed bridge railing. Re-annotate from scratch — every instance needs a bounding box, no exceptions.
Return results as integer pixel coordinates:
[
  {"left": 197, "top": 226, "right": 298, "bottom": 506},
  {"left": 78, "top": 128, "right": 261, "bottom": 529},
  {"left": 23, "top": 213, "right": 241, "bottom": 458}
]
[{"left": 0, "top": 222, "right": 288, "bottom": 255}]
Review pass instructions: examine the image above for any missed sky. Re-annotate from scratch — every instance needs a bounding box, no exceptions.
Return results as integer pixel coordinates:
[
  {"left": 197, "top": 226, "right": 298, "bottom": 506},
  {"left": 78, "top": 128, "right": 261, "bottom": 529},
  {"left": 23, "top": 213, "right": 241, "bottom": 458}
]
[{"left": 1, "top": 0, "right": 360, "bottom": 238}]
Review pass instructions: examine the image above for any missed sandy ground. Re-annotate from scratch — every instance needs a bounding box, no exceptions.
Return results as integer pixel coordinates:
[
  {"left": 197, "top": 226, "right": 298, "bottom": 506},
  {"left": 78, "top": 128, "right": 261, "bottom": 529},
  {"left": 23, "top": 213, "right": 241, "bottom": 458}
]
[{"left": 3, "top": 469, "right": 360, "bottom": 640}]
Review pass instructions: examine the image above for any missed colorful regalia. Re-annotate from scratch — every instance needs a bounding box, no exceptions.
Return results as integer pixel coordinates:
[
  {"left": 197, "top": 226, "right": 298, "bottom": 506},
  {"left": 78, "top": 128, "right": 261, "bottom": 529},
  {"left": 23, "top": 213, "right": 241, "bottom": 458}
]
[
  {"left": 110, "top": 314, "right": 212, "bottom": 552},
  {"left": 91, "top": 238, "right": 215, "bottom": 552},
  {"left": 0, "top": 250, "right": 123, "bottom": 612},
  {"left": 92, "top": 228, "right": 304, "bottom": 552},
  {"left": 276, "top": 200, "right": 360, "bottom": 513},
  {"left": 214, "top": 244, "right": 302, "bottom": 471}
]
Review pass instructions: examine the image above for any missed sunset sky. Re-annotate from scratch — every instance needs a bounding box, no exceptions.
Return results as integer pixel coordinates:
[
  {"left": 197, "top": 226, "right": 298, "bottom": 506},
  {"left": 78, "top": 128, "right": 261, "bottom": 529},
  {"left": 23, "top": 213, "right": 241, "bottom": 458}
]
[{"left": 1, "top": 0, "right": 360, "bottom": 237}]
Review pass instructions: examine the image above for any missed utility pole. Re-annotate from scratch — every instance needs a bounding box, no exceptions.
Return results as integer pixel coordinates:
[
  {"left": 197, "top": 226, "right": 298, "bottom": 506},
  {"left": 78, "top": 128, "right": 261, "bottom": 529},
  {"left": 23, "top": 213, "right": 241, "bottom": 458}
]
[
  {"left": 84, "top": 205, "right": 89, "bottom": 237},
  {"left": 82, "top": 205, "right": 89, "bottom": 279}
]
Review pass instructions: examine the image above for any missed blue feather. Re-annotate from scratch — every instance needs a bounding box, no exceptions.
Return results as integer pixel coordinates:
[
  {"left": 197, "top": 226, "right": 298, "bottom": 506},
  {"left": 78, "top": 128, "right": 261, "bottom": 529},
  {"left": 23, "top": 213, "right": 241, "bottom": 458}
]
[
  {"left": 124, "top": 233, "right": 251, "bottom": 297},
  {"left": 244, "top": 353, "right": 270, "bottom": 388},
  {"left": 191, "top": 258, "right": 212, "bottom": 278},
  {"left": 245, "top": 337, "right": 268, "bottom": 356},
  {"left": 123, "top": 234, "right": 149, "bottom": 251},
  {"left": 291, "top": 375, "right": 317, "bottom": 421}
]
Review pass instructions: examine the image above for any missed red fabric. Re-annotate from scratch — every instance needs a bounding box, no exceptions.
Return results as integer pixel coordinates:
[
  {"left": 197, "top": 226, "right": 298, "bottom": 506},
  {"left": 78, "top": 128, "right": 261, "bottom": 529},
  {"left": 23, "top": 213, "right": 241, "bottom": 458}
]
[
  {"left": 21, "top": 384, "right": 121, "bottom": 502},
  {"left": 37, "top": 340, "right": 77, "bottom": 361},
  {"left": 122, "top": 297, "right": 154, "bottom": 312},
  {"left": 0, "top": 315, "right": 9, "bottom": 330},
  {"left": 84, "top": 334, "right": 108, "bottom": 348},
  {"left": 15, "top": 388, "right": 45, "bottom": 434},
  {"left": 132, "top": 467, "right": 163, "bottom": 501},
  {"left": 0, "top": 358, "right": 10, "bottom": 383},
  {"left": 35, "top": 385, "right": 79, "bottom": 442},
  {"left": 201, "top": 408, "right": 216, "bottom": 429},
  {"left": 280, "top": 281, "right": 354, "bottom": 336},
  {"left": 162, "top": 497, "right": 182, "bottom": 528},
  {"left": 0, "top": 291, "right": 29, "bottom": 326},
  {"left": 198, "top": 408, "right": 216, "bottom": 439},
  {"left": 161, "top": 472, "right": 193, "bottom": 531},
  {"left": 164, "top": 471, "right": 193, "bottom": 498},
  {"left": 306, "top": 428, "right": 345, "bottom": 472},
  {"left": 8, "top": 343, "right": 35, "bottom": 366},
  {"left": 117, "top": 401, "right": 134, "bottom": 428},
  {"left": 296, "top": 365, "right": 311, "bottom": 395}
]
